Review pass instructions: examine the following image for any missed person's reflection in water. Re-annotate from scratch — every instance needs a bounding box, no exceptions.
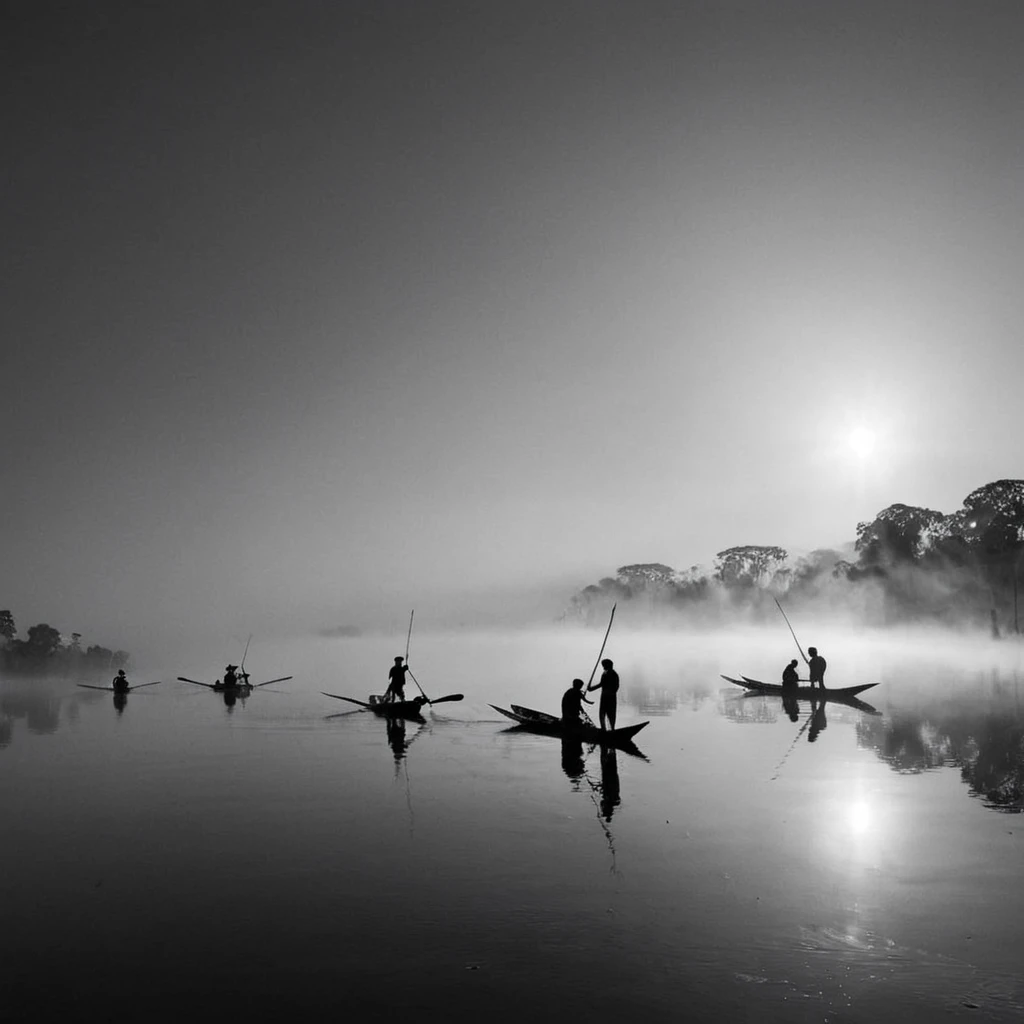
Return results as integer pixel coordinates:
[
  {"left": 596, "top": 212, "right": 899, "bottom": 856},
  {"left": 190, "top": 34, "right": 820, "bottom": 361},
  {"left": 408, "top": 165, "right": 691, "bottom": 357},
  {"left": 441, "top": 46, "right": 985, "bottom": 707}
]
[
  {"left": 599, "top": 746, "right": 621, "bottom": 821},
  {"left": 781, "top": 691, "right": 800, "bottom": 723},
  {"left": 113, "top": 692, "right": 128, "bottom": 715},
  {"left": 561, "top": 735, "right": 585, "bottom": 786},
  {"left": 808, "top": 698, "right": 827, "bottom": 742},
  {"left": 222, "top": 688, "right": 238, "bottom": 710},
  {"left": 386, "top": 715, "right": 409, "bottom": 765}
]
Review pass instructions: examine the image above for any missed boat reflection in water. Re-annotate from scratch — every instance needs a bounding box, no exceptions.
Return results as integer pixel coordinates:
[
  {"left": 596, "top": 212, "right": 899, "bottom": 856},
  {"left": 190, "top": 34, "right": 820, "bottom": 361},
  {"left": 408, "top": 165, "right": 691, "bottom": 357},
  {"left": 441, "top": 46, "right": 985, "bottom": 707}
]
[
  {"left": 385, "top": 713, "right": 426, "bottom": 769},
  {"left": 558, "top": 732, "right": 636, "bottom": 823},
  {"left": 113, "top": 691, "right": 128, "bottom": 715},
  {"left": 560, "top": 733, "right": 584, "bottom": 780},
  {"left": 808, "top": 700, "right": 827, "bottom": 742},
  {"left": 598, "top": 746, "right": 621, "bottom": 821}
]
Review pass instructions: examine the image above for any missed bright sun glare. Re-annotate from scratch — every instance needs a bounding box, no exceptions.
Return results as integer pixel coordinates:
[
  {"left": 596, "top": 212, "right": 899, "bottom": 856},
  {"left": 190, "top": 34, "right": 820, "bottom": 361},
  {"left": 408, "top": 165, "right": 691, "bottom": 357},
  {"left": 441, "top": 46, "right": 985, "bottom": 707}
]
[
  {"left": 848, "top": 426, "right": 876, "bottom": 459},
  {"left": 847, "top": 800, "right": 871, "bottom": 836}
]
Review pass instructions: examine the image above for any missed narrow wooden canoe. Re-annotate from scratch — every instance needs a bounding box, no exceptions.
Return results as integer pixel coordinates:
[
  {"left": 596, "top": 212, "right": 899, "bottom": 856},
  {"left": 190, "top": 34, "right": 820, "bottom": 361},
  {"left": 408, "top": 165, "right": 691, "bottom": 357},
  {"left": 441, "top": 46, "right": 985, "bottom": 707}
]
[
  {"left": 77, "top": 681, "right": 162, "bottom": 693},
  {"left": 178, "top": 676, "right": 292, "bottom": 692},
  {"left": 324, "top": 694, "right": 429, "bottom": 717},
  {"left": 321, "top": 692, "right": 464, "bottom": 717},
  {"left": 491, "top": 704, "right": 649, "bottom": 746},
  {"left": 722, "top": 675, "right": 878, "bottom": 700}
]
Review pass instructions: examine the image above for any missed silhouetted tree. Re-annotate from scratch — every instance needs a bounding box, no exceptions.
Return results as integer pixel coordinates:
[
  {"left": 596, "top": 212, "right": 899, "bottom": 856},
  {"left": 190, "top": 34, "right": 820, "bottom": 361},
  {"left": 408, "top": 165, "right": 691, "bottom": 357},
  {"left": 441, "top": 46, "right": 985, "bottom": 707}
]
[
  {"left": 855, "top": 504, "right": 946, "bottom": 568},
  {"left": 0, "top": 610, "right": 15, "bottom": 645},
  {"left": 713, "top": 545, "right": 787, "bottom": 589},
  {"left": 20, "top": 624, "right": 62, "bottom": 660}
]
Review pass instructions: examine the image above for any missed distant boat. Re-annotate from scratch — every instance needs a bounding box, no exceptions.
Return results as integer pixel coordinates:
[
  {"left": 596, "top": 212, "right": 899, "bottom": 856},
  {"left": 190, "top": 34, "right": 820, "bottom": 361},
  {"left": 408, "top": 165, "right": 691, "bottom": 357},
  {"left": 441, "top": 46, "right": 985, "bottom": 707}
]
[
  {"left": 491, "top": 703, "right": 649, "bottom": 748},
  {"left": 78, "top": 681, "right": 162, "bottom": 693},
  {"left": 321, "top": 692, "right": 464, "bottom": 718},
  {"left": 177, "top": 675, "right": 292, "bottom": 692},
  {"left": 722, "top": 675, "right": 880, "bottom": 711}
]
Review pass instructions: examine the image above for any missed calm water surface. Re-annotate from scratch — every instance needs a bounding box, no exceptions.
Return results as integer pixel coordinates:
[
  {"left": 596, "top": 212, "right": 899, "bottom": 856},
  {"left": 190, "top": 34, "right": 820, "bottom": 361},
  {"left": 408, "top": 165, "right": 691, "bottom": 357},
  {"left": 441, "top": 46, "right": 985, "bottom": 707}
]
[{"left": 3, "top": 631, "right": 1023, "bottom": 1021}]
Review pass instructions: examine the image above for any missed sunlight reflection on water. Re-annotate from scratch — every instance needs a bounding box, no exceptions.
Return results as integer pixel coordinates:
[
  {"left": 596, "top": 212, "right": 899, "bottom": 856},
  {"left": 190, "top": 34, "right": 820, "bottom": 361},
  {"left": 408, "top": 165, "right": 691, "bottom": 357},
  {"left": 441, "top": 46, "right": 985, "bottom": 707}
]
[{"left": 1, "top": 630, "right": 1023, "bottom": 1021}]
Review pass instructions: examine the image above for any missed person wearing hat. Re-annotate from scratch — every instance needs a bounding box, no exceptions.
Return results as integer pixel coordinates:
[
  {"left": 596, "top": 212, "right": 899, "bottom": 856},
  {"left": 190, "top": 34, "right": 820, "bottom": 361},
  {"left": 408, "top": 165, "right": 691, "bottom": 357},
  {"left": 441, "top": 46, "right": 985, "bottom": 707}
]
[
  {"left": 112, "top": 669, "right": 130, "bottom": 694},
  {"left": 384, "top": 656, "right": 409, "bottom": 703},
  {"left": 807, "top": 647, "right": 827, "bottom": 689},
  {"left": 223, "top": 664, "right": 240, "bottom": 689},
  {"left": 587, "top": 658, "right": 620, "bottom": 731}
]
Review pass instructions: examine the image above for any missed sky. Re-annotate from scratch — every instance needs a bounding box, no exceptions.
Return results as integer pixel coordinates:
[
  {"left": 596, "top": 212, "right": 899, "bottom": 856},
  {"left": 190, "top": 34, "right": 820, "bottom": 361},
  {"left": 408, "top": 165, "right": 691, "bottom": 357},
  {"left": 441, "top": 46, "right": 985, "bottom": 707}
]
[{"left": 3, "top": 1, "right": 1023, "bottom": 645}]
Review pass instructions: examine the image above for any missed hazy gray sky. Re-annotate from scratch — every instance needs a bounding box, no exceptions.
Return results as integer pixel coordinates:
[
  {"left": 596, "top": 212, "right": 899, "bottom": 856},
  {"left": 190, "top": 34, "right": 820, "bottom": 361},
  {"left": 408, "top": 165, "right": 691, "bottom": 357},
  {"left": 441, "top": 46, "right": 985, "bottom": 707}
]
[{"left": 4, "top": 2, "right": 1023, "bottom": 641}]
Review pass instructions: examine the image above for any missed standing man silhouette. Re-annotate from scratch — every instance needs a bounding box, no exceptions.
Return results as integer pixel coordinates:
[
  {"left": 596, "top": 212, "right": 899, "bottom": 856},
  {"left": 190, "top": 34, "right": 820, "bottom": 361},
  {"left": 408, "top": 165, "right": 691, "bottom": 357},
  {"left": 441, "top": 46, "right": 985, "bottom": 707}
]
[
  {"left": 807, "top": 647, "right": 827, "bottom": 690},
  {"left": 588, "top": 658, "right": 620, "bottom": 730}
]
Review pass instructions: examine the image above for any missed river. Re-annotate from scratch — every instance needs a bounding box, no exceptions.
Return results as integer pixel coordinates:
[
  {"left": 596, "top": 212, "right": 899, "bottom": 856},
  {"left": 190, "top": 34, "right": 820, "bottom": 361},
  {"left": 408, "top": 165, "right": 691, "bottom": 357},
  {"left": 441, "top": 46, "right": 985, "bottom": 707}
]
[{"left": 2, "top": 630, "right": 1022, "bottom": 1021}]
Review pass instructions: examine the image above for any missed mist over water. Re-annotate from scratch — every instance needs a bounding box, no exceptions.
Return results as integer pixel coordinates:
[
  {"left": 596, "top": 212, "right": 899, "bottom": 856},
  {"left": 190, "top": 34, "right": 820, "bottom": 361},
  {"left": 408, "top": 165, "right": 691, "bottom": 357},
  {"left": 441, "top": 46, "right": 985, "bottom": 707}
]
[{"left": 4, "top": 626, "right": 1023, "bottom": 1021}]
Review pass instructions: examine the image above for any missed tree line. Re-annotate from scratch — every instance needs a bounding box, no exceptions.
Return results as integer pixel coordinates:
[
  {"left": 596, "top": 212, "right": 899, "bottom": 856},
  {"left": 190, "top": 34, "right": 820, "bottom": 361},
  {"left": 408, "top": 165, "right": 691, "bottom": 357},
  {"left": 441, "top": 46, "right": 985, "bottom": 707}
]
[
  {"left": 0, "top": 611, "right": 129, "bottom": 677},
  {"left": 564, "top": 479, "right": 1024, "bottom": 634}
]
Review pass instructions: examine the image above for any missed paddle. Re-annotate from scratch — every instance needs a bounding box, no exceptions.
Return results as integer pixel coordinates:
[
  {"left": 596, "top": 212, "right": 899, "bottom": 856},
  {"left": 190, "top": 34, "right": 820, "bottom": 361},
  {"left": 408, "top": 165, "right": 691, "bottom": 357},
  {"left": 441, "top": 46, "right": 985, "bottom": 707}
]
[
  {"left": 322, "top": 692, "right": 372, "bottom": 708},
  {"left": 774, "top": 598, "right": 809, "bottom": 666},
  {"left": 178, "top": 676, "right": 215, "bottom": 688},
  {"left": 252, "top": 675, "right": 292, "bottom": 688},
  {"left": 129, "top": 681, "right": 163, "bottom": 690},
  {"left": 426, "top": 693, "right": 463, "bottom": 705}
]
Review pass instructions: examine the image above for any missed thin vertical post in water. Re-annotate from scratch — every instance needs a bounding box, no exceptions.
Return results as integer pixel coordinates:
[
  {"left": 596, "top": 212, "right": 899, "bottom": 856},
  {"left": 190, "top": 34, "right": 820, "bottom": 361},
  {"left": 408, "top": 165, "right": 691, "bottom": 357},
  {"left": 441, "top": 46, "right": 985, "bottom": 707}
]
[{"left": 587, "top": 604, "right": 617, "bottom": 688}]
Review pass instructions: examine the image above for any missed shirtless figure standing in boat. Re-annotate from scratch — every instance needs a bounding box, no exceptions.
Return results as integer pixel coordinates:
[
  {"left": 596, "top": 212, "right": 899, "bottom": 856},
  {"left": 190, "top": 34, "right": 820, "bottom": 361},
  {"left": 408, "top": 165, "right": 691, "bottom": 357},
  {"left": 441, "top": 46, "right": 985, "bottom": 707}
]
[
  {"left": 587, "top": 658, "right": 620, "bottom": 730},
  {"left": 807, "top": 647, "right": 827, "bottom": 690}
]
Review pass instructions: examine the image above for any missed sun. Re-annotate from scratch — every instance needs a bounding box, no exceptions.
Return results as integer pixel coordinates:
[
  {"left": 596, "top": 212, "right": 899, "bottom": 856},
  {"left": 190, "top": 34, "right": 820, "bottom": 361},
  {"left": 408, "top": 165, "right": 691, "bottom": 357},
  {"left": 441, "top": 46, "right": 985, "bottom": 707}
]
[{"left": 848, "top": 426, "right": 876, "bottom": 459}]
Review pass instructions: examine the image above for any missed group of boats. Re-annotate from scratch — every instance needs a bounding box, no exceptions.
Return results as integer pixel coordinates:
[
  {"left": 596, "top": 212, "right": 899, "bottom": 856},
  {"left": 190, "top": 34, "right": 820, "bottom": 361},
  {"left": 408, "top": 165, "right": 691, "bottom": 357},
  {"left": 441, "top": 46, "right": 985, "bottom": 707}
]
[
  {"left": 78, "top": 667, "right": 881, "bottom": 740},
  {"left": 75, "top": 606, "right": 882, "bottom": 741},
  {"left": 321, "top": 674, "right": 880, "bottom": 752}
]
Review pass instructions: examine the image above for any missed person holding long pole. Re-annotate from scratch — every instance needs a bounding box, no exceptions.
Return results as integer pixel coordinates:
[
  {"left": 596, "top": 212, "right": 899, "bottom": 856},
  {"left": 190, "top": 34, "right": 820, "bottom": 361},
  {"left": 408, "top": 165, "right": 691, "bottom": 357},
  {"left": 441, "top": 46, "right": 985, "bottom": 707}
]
[
  {"left": 588, "top": 659, "right": 620, "bottom": 731},
  {"left": 774, "top": 598, "right": 827, "bottom": 689},
  {"left": 585, "top": 605, "right": 618, "bottom": 730}
]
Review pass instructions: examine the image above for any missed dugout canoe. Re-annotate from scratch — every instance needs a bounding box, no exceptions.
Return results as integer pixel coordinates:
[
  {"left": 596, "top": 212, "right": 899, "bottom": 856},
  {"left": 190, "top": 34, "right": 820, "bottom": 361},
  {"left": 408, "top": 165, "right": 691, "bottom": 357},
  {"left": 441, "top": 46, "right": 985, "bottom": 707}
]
[
  {"left": 491, "top": 703, "right": 649, "bottom": 746},
  {"left": 321, "top": 692, "right": 463, "bottom": 717},
  {"left": 77, "top": 681, "right": 162, "bottom": 694},
  {"left": 722, "top": 675, "right": 878, "bottom": 700}
]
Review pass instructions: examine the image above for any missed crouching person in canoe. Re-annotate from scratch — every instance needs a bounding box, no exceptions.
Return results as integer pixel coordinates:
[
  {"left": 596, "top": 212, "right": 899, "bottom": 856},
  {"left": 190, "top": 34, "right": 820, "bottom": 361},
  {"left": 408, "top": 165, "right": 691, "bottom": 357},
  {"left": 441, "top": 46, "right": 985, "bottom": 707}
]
[
  {"left": 587, "top": 658, "right": 620, "bottom": 730},
  {"left": 112, "top": 669, "right": 130, "bottom": 694},
  {"left": 384, "top": 657, "right": 409, "bottom": 703},
  {"left": 561, "top": 678, "right": 593, "bottom": 726},
  {"left": 781, "top": 659, "right": 800, "bottom": 689}
]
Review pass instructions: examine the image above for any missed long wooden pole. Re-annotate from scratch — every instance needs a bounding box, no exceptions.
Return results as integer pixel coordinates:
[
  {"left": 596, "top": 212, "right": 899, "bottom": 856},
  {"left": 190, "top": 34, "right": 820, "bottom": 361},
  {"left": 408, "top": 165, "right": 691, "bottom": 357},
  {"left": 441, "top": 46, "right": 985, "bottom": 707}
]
[
  {"left": 403, "top": 609, "right": 427, "bottom": 699},
  {"left": 240, "top": 634, "right": 252, "bottom": 682},
  {"left": 587, "top": 604, "right": 617, "bottom": 689},
  {"left": 774, "top": 598, "right": 809, "bottom": 666}
]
